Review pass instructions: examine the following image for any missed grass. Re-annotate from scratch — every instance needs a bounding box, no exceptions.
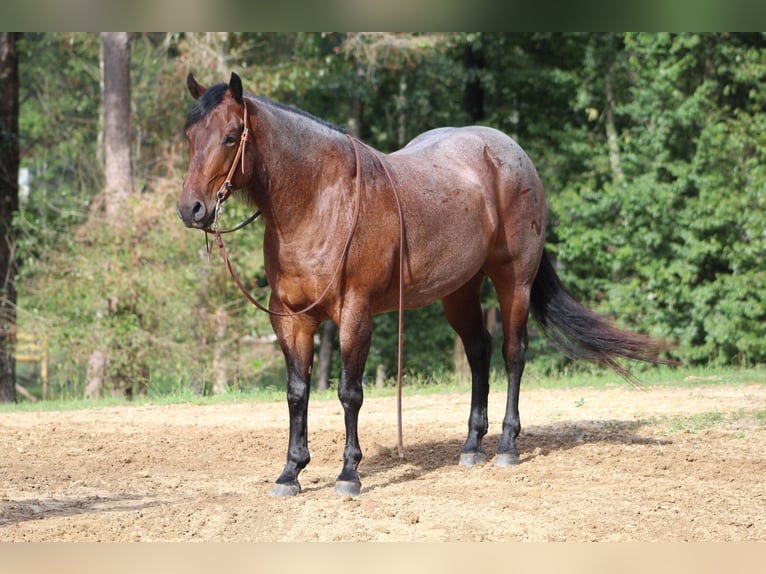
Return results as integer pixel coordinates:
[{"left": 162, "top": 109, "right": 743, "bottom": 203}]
[
  {"left": 520, "top": 363, "right": 766, "bottom": 390},
  {"left": 662, "top": 411, "right": 725, "bottom": 434},
  {"left": 3, "top": 364, "right": 765, "bottom": 414},
  {"left": 0, "top": 386, "right": 288, "bottom": 414},
  {"left": 643, "top": 408, "right": 766, "bottom": 436}
]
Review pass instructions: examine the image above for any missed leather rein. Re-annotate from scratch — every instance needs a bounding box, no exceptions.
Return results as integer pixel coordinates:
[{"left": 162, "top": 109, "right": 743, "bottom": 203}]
[{"left": 203, "top": 101, "right": 406, "bottom": 458}]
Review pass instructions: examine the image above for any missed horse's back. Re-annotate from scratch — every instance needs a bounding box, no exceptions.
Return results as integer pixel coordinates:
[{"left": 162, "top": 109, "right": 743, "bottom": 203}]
[
  {"left": 393, "top": 125, "right": 545, "bottom": 229},
  {"left": 373, "top": 125, "right": 546, "bottom": 309},
  {"left": 397, "top": 125, "right": 527, "bottom": 163},
  {"left": 395, "top": 125, "right": 544, "bottom": 203}
]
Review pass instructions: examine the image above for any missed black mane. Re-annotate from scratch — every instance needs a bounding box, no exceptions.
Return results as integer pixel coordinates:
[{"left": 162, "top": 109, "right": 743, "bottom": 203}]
[
  {"left": 184, "top": 83, "right": 228, "bottom": 132},
  {"left": 255, "top": 96, "right": 345, "bottom": 134},
  {"left": 184, "top": 82, "right": 345, "bottom": 135}
]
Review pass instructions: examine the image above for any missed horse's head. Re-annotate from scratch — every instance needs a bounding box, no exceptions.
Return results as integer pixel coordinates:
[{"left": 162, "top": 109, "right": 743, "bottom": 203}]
[{"left": 177, "top": 72, "right": 253, "bottom": 228}]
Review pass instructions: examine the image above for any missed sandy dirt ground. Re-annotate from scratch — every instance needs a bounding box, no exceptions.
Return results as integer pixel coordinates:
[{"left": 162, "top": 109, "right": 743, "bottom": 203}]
[{"left": 1, "top": 381, "right": 764, "bottom": 542}]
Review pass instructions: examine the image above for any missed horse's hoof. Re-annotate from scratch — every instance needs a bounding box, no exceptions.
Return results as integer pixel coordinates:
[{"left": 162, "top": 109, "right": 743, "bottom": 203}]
[
  {"left": 494, "top": 453, "right": 520, "bottom": 467},
  {"left": 334, "top": 480, "right": 362, "bottom": 497},
  {"left": 459, "top": 451, "right": 487, "bottom": 467},
  {"left": 271, "top": 482, "right": 301, "bottom": 497}
]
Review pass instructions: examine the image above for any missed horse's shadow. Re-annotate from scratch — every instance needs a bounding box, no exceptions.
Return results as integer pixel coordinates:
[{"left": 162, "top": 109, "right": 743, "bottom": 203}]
[
  {"left": 357, "top": 418, "right": 669, "bottom": 492},
  {"left": 0, "top": 494, "right": 163, "bottom": 528}
]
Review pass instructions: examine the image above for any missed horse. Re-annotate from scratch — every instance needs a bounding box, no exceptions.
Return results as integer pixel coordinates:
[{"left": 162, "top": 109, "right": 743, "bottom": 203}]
[{"left": 177, "top": 72, "right": 671, "bottom": 497}]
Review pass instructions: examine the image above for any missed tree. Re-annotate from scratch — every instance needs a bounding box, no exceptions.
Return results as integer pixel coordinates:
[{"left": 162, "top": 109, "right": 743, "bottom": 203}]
[
  {"left": 101, "top": 32, "right": 133, "bottom": 219},
  {"left": 551, "top": 33, "right": 766, "bottom": 365},
  {"left": 85, "top": 32, "right": 136, "bottom": 398},
  {"left": 0, "top": 33, "right": 19, "bottom": 403},
  {"left": 462, "top": 33, "right": 485, "bottom": 123},
  {"left": 13, "top": 33, "right": 766, "bottom": 402}
]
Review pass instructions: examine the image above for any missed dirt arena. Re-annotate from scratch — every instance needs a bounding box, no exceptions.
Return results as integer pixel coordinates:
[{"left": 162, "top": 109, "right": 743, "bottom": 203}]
[{"left": 1, "top": 381, "right": 764, "bottom": 542}]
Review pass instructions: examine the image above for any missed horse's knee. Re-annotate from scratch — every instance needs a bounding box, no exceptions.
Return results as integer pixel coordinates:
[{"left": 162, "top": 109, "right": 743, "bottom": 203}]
[
  {"left": 286, "top": 384, "right": 309, "bottom": 409},
  {"left": 337, "top": 373, "right": 363, "bottom": 410}
]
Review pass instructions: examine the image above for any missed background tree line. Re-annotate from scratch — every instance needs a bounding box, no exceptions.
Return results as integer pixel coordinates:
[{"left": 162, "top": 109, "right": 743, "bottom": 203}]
[{"left": 2, "top": 32, "right": 765, "bottom": 401}]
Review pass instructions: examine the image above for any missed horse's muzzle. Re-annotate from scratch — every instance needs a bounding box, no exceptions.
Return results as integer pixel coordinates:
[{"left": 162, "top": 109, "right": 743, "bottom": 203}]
[{"left": 177, "top": 196, "right": 213, "bottom": 229}]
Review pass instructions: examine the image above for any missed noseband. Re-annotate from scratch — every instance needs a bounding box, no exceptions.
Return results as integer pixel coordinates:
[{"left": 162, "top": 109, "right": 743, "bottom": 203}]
[{"left": 202, "top": 109, "right": 407, "bottom": 456}]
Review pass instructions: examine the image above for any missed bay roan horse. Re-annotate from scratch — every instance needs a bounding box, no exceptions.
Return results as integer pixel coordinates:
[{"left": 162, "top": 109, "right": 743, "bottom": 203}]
[{"left": 178, "top": 72, "right": 670, "bottom": 497}]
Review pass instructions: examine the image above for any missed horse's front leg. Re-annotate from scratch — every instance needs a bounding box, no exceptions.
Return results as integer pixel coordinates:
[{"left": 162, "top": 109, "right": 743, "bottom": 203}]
[
  {"left": 334, "top": 306, "right": 373, "bottom": 497},
  {"left": 271, "top": 313, "right": 320, "bottom": 497}
]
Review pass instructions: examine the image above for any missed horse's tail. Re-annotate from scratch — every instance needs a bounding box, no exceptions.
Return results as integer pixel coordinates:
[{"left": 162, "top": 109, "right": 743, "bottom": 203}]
[{"left": 529, "top": 251, "right": 675, "bottom": 379}]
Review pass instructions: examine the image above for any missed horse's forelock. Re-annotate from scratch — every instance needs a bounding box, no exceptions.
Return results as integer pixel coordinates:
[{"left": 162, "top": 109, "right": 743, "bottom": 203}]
[{"left": 184, "top": 83, "right": 229, "bottom": 132}]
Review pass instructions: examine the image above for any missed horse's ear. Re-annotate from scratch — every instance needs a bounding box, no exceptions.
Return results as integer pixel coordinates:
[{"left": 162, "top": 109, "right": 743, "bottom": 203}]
[
  {"left": 187, "top": 72, "right": 206, "bottom": 100},
  {"left": 229, "top": 72, "right": 243, "bottom": 103}
]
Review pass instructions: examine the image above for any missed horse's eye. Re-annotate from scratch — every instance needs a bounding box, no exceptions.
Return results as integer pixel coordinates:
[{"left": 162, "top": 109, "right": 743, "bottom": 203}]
[{"left": 223, "top": 134, "right": 237, "bottom": 146}]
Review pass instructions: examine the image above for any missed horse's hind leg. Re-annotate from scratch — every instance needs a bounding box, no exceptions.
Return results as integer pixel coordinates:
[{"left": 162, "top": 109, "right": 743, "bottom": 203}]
[
  {"left": 441, "top": 274, "right": 493, "bottom": 466},
  {"left": 492, "top": 274, "right": 532, "bottom": 467}
]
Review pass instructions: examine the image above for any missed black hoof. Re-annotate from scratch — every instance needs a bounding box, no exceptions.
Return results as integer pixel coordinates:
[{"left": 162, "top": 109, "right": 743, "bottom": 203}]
[
  {"left": 494, "top": 452, "right": 520, "bottom": 467},
  {"left": 271, "top": 482, "right": 301, "bottom": 497},
  {"left": 334, "top": 480, "right": 362, "bottom": 497},
  {"left": 459, "top": 451, "right": 487, "bottom": 467}
]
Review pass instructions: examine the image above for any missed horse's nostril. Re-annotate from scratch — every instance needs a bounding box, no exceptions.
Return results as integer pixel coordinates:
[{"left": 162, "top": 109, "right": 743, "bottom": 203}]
[{"left": 192, "top": 201, "right": 206, "bottom": 222}]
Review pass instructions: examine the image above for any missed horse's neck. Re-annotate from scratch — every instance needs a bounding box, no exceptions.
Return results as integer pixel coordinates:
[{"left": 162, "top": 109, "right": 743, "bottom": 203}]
[{"left": 249, "top": 103, "right": 351, "bottom": 228}]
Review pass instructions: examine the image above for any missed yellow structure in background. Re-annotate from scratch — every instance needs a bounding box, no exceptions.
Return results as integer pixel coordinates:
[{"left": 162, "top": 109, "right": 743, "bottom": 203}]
[{"left": 16, "top": 332, "right": 49, "bottom": 400}]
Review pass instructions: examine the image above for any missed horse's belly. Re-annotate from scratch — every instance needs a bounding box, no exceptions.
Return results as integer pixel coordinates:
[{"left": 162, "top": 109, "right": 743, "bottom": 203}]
[
  {"left": 410, "top": 230, "right": 488, "bottom": 301},
  {"left": 369, "top": 212, "right": 492, "bottom": 313}
]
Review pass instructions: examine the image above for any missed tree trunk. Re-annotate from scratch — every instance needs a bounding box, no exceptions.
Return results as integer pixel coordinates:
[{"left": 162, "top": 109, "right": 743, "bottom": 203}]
[
  {"left": 604, "top": 66, "right": 624, "bottom": 184},
  {"left": 375, "top": 363, "right": 386, "bottom": 389},
  {"left": 211, "top": 306, "right": 228, "bottom": 395},
  {"left": 0, "top": 33, "right": 19, "bottom": 403},
  {"left": 453, "top": 336, "right": 471, "bottom": 383},
  {"left": 463, "top": 36, "right": 485, "bottom": 123},
  {"left": 347, "top": 61, "right": 365, "bottom": 141},
  {"left": 315, "top": 322, "right": 336, "bottom": 391},
  {"left": 85, "top": 33, "right": 134, "bottom": 399},
  {"left": 84, "top": 349, "right": 106, "bottom": 399},
  {"left": 396, "top": 74, "right": 407, "bottom": 148},
  {"left": 101, "top": 32, "right": 133, "bottom": 221},
  {"left": 213, "top": 32, "right": 228, "bottom": 75}
]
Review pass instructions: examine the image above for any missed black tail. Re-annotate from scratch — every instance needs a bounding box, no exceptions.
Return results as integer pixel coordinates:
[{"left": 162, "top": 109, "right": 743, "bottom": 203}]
[{"left": 530, "top": 251, "right": 675, "bottom": 379}]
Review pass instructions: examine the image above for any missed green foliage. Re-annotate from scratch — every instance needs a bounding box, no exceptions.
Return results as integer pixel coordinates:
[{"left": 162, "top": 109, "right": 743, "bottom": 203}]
[
  {"left": 24, "top": 182, "right": 274, "bottom": 398},
  {"left": 17, "top": 33, "right": 282, "bottom": 399},
  {"left": 550, "top": 33, "right": 766, "bottom": 366},
  {"left": 16, "top": 34, "right": 102, "bottom": 266},
  {"left": 13, "top": 33, "right": 766, "bottom": 401},
  {"left": 367, "top": 303, "right": 456, "bottom": 382}
]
